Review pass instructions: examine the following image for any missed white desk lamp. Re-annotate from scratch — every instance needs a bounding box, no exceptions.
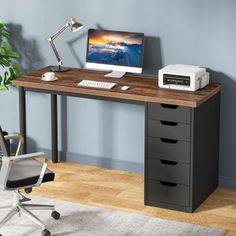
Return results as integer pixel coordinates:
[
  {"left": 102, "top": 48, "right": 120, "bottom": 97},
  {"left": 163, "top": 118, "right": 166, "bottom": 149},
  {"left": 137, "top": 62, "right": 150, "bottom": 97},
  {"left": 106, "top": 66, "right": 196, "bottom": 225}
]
[{"left": 47, "top": 17, "right": 83, "bottom": 72}]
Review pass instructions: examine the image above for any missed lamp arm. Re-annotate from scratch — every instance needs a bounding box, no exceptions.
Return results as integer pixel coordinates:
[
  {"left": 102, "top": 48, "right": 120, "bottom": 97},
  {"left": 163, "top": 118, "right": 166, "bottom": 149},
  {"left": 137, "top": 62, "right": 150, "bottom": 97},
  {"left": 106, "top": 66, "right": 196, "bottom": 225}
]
[
  {"left": 49, "top": 40, "right": 63, "bottom": 66},
  {"left": 46, "top": 18, "right": 82, "bottom": 71},
  {"left": 47, "top": 22, "right": 71, "bottom": 68},
  {"left": 50, "top": 22, "right": 70, "bottom": 41}
]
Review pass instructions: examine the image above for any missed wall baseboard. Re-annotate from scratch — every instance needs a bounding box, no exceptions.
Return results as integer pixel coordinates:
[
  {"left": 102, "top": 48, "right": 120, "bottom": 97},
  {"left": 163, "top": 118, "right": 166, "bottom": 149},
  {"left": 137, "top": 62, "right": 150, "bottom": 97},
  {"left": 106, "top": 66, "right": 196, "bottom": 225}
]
[
  {"left": 63, "top": 151, "right": 144, "bottom": 173},
  {"left": 28, "top": 148, "right": 144, "bottom": 174},
  {"left": 219, "top": 175, "right": 236, "bottom": 188}
]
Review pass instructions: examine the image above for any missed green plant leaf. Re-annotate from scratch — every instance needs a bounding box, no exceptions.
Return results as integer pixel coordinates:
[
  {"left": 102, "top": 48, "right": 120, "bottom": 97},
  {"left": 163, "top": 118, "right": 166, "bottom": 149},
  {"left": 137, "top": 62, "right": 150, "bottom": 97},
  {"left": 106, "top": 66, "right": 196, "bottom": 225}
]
[
  {"left": 0, "top": 47, "right": 5, "bottom": 56},
  {"left": 0, "top": 19, "right": 22, "bottom": 90},
  {"left": 0, "top": 85, "right": 8, "bottom": 91},
  {"left": 8, "top": 52, "right": 18, "bottom": 59},
  {"left": 2, "top": 42, "right": 18, "bottom": 59},
  {"left": 0, "top": 29, "right": 9, "bottom": 38},
  {"left": 3, "top": 71, "right": 8, "bottom": 83},
  {"left": 0, "top": 20, "right": 4, "bottom": 29},
  {"left": 8, "top": 67, "right": 16, "bottom": 82},
  {"left": 2, "top": 42, "right": 12, "bottom": 53},
  {"left": 12, "top": 62, "right": 22, "bottom": 77},
  {"left": 0, "top": 57, "right": 10, "bottom": 67}
]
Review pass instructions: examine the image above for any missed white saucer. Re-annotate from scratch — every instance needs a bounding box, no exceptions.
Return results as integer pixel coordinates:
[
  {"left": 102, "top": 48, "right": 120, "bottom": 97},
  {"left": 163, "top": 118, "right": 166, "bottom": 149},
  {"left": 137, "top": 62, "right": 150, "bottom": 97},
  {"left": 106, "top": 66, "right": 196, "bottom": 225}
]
[{"left": 41, "top": 77, "right": 58, "bottom": 82}]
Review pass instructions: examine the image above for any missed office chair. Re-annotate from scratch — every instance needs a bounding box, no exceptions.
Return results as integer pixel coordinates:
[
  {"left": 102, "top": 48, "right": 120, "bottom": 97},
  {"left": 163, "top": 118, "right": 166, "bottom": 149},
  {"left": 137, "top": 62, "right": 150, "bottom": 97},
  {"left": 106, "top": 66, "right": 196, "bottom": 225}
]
[{"left": 0, "top": 126, "right": 60, "bottom": 236}]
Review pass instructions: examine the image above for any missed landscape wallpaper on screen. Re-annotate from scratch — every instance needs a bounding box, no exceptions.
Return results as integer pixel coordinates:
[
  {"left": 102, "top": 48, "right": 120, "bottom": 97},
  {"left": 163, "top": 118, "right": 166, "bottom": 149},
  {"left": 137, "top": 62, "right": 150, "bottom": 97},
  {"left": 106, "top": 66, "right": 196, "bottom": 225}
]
[{"left": 87, "top": 30, "right": 143, "bottom": 67}]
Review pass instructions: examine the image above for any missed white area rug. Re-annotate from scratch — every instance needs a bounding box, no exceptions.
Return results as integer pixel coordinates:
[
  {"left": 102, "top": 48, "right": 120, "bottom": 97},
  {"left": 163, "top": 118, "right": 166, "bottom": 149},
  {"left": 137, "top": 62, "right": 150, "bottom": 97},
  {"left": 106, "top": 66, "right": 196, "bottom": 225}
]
[{"left": 0, "top": 191, "right": 225, "bottom": 236}]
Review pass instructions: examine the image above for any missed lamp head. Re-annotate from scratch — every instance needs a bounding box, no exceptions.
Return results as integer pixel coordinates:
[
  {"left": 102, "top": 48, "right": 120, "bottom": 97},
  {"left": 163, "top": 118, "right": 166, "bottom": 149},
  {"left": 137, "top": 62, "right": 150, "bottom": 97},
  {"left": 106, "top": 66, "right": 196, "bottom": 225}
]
[{"left": 70, "top": 17, "right": 83, "bottom": 33}]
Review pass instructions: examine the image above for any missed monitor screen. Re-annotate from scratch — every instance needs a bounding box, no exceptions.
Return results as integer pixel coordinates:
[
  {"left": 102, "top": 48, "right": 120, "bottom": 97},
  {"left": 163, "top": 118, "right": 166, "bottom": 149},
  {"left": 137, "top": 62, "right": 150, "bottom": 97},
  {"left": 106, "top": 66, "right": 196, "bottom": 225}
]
[{"left": 86, "top": 29, "right": 144, "bottom": 74}]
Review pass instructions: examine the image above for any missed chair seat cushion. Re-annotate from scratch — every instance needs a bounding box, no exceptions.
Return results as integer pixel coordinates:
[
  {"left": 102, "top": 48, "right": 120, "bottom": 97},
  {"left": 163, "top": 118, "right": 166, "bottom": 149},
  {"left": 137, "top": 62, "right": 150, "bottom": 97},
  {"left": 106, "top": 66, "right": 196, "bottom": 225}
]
[{"left": 6, "top": 159, "right": 55, "bottom": 189}]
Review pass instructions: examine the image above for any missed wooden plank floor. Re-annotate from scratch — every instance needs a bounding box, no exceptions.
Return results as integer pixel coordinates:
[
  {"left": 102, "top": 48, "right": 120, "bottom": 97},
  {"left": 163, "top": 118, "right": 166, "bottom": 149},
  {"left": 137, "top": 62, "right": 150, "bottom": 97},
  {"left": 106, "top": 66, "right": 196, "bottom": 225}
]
[{"left": 32, "top": 162, "right": 236, "bottom": 235}]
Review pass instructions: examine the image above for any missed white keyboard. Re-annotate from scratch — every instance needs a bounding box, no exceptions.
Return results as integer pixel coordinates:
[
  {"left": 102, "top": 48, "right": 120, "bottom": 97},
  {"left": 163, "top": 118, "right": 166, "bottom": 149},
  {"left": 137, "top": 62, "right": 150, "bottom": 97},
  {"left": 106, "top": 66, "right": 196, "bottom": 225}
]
[{"left": 77, "top": 80, "right": 117, "bottom": 89}]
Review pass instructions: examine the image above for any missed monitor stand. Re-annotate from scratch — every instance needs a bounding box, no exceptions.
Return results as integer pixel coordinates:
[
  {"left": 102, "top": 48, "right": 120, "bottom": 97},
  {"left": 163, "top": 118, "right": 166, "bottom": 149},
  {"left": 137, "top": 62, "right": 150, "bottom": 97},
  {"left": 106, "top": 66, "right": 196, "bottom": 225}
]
[{"left": 104, "top": 71, "right": 126, "bottom": 79}]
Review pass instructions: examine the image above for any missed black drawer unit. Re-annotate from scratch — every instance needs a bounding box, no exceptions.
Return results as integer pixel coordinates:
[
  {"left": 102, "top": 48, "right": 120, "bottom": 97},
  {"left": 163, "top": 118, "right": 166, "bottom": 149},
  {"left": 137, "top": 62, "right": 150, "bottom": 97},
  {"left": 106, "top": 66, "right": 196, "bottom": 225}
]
[
  {"left": 148, "top": 137, "right": 190, "bottom": 163},
  {"left": 145, "top": 94, "right": 220, "bottom": 212},
  {"left": 147, "top": 180, "right": 190, "bottom": 207},
  {"left": 148, "top": 158, "right": 190, "bottom": 185},
  {"left": 148, "top": 103, "right": 191, "bottom": 124},
  {"left": 148, "top": 119, "right": 190, "bottom": 141}
]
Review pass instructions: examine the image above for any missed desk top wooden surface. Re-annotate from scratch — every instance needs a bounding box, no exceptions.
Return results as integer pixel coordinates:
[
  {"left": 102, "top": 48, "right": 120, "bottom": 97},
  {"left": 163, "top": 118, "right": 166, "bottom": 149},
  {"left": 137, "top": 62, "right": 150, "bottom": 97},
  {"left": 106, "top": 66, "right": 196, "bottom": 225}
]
[{"left": 13, "top": 66, "right": 223, "bottom": 108}]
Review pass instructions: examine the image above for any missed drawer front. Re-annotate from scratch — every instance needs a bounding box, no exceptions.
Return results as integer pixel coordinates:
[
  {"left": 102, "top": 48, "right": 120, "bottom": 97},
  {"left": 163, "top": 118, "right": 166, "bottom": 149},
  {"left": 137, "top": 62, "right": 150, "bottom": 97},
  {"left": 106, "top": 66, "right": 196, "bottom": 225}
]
[
  {"left": 148, "top": 137, "right": 190, "bottom": 163},
  {"left": 148, "top": 120, "right": 191, "bottom": 141},
  {"left": 147, "top": 180, "right": 190, "bottom": 207},
  {"left": 148, "top": 103, "right": 191, "bottom": 124},
  {"left": 148, "top": 158, "right": 190, "bottom": 185}
]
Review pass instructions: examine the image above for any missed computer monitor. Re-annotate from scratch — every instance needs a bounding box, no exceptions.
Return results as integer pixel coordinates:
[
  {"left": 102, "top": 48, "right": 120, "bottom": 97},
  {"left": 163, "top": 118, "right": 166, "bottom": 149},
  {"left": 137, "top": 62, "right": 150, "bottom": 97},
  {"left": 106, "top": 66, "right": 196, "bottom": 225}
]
[{"left": 85, "top": 29, "right": 144, "bottom": 78}]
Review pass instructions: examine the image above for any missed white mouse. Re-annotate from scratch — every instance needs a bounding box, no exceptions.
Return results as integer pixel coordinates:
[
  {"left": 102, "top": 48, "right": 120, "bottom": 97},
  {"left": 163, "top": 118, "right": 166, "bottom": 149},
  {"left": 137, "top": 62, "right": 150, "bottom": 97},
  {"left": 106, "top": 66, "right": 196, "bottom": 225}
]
[{"left": 121, "top": 86, "right": 130, "bottom": 91}]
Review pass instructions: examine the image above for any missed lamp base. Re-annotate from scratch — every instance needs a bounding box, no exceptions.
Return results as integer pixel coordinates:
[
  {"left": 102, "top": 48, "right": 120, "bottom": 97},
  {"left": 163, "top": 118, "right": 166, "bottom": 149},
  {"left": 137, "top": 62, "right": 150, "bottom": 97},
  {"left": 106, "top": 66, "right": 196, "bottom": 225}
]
[{"left": 51, "top": 66, "right": 70, "bottom": 72}]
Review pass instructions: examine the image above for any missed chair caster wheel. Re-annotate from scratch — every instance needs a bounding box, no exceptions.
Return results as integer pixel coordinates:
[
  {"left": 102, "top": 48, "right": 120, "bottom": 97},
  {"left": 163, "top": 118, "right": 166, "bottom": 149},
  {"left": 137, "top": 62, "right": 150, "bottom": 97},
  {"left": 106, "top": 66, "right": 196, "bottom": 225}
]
[
  {"left": 41, "top": 229, "right": 51, "bottom": 236},
  {"left": 25, "top": 188, "right": 32, "bottom": 194},
  {"left": 51, "top": 210, "right": 60, "bottom": 220}
]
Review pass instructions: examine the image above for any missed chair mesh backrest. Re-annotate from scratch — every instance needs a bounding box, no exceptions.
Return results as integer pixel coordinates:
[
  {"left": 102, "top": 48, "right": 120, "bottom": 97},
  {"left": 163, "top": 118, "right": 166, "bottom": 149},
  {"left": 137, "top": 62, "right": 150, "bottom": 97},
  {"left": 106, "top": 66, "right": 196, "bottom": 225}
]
[{"left": 0, "top": 126, "right": 10, "bottom": 157}]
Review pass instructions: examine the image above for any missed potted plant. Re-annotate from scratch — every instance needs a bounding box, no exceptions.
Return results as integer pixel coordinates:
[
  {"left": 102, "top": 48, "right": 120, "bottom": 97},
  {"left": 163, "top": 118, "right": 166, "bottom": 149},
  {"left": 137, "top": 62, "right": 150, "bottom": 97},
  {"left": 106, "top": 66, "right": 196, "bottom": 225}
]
[
  {"left": 0, "top": 19, "right": 22, "bottom": 91},
  {"left": 0, "top": 20, "right": 22, "bottom": 154}
]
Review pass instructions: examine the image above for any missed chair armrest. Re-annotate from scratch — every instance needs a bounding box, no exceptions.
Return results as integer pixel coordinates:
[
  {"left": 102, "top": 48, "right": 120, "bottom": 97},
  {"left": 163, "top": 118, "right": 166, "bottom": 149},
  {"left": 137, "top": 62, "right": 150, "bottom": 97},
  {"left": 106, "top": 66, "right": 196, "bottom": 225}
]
[
  {"left": 9, "top": 152, "right": 45, "bottom": 162},
  {"left": 0, "top": 152, "right": 49, "bottom": 189},
  {"left": 4, "top": 133, "right": 24, "bottom": 156},
  {"left": 35, "top": 158, "right": 49, "bottom": 186},
  {"left": 4, "top": 133, "right": 24, "bottom": 141},
  {"left": 10, "top": 152, "right": 49, "bottom": 187}
]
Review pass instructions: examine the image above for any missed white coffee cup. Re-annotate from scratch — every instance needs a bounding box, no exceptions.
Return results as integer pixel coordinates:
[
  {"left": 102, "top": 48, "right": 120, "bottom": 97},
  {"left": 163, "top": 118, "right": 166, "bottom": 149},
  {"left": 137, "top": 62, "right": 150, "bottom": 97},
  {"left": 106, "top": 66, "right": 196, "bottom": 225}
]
[{"left": 42, "top": 72, "right": 55, "bottom": 81}]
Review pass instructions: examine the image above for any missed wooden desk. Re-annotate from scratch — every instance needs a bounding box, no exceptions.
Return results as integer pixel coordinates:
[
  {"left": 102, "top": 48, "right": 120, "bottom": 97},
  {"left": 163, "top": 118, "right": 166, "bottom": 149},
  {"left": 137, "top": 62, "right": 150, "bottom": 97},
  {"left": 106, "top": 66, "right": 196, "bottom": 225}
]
[{"left": 13, "top": 66, "right": 223, "bottom": 212}]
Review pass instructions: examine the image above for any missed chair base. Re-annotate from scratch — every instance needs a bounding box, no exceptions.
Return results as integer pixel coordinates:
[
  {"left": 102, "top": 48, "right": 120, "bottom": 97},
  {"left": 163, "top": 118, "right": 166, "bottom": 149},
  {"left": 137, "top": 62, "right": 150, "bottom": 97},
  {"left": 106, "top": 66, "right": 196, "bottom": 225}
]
[{"left": 0, "top": 191, "right": 60, "bottom": 236}]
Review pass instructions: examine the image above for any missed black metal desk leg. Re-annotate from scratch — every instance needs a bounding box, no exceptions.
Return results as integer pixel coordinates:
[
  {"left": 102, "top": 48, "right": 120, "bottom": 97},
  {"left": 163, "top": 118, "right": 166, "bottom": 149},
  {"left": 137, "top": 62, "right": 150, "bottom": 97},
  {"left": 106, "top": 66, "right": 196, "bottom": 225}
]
[
  {"left": 51, "top": 94, "right": 58, "bottom": 163},
  {"left": 19, "top": 87, "right": 26, "bottom": 154}
]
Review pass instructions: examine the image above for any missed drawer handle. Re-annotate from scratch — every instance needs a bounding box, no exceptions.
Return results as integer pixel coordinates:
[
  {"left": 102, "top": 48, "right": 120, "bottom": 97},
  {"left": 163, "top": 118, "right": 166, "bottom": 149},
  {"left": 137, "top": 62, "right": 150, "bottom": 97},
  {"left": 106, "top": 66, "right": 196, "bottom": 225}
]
[
  {"left": 160, "top": 138, "right": 178, "bottom": 144},
  {"left": 160, "top": 160, "right": 178, "bottom": 166},
  {"left": 161, "top": 104, "right": 178, "bottom": 109},
  {"left": 160, "top": 181, "right": 178, "bottom": 187},
  {"left": 160, "top": 120, "right": 178, "bottom": 126}
]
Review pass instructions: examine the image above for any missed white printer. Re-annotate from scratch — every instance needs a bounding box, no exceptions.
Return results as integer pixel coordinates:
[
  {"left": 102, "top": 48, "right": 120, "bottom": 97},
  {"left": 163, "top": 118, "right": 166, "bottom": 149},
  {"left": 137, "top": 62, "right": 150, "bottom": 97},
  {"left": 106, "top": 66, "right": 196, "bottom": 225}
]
[{"left": 158, "top": 64, "right": 209, "bottom": 91}]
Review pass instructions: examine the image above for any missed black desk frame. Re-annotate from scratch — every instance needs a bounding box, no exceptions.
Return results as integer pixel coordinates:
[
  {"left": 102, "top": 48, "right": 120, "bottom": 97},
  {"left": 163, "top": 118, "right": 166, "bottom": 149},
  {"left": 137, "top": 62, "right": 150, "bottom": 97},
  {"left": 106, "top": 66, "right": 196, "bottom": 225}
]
[{"left": 19, "top": 87, "right": 144, "bottom": 163}]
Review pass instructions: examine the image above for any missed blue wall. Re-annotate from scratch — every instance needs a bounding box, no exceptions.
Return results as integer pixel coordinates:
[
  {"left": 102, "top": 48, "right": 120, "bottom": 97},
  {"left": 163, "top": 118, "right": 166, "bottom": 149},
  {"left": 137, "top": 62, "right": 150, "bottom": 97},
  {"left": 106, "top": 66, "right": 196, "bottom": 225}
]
[{"left": 1, "top": 0, "right": 236, "bottom": 187}]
